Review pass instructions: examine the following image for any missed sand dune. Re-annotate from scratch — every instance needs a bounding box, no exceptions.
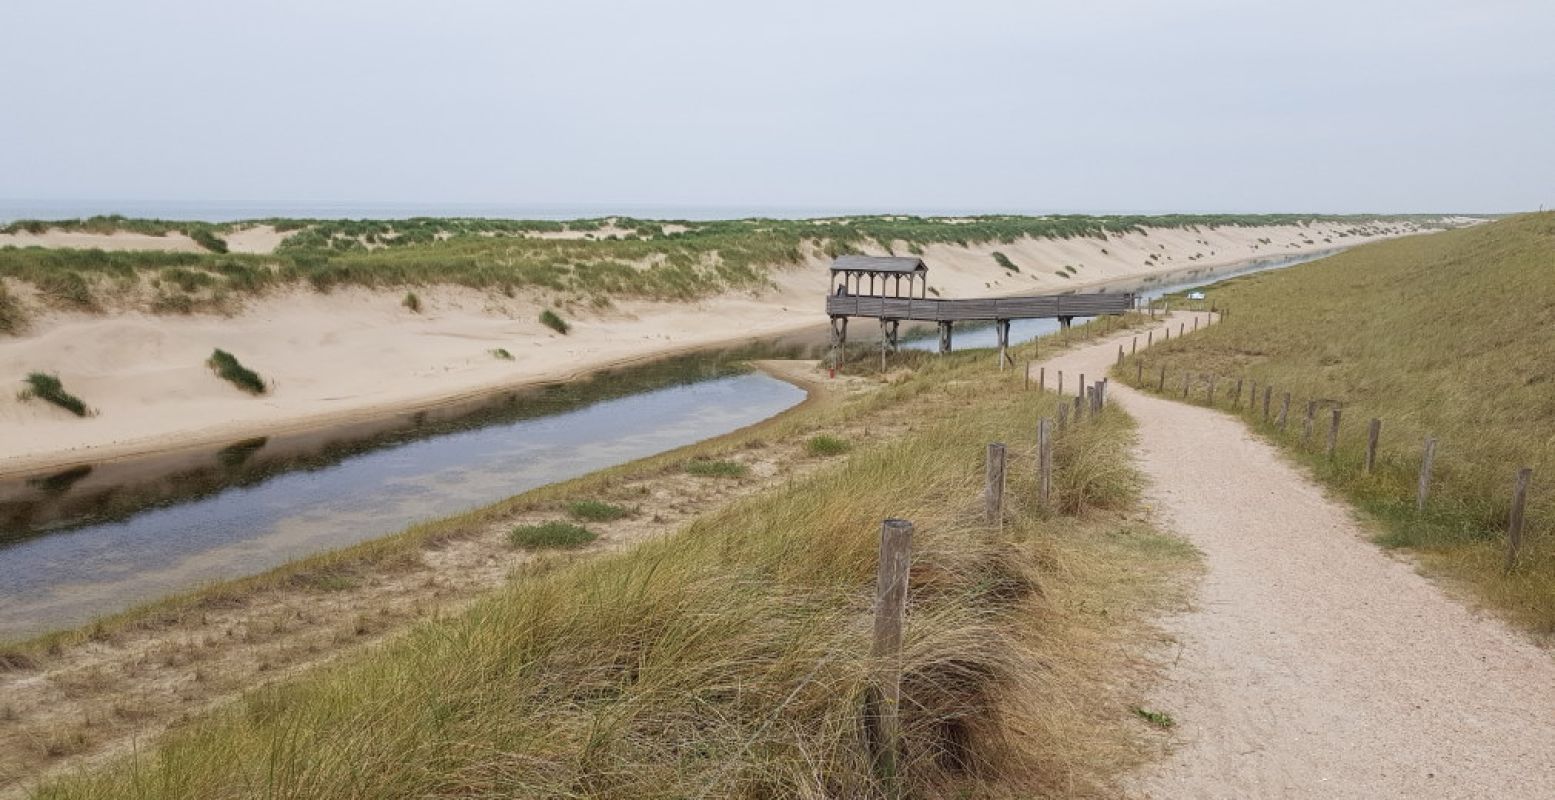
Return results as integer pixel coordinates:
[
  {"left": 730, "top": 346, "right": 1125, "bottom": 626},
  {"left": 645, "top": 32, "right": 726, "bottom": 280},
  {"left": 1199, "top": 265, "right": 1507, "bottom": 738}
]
[{"left": 0, "top": 221, "right": 1431, "bottom": 476}]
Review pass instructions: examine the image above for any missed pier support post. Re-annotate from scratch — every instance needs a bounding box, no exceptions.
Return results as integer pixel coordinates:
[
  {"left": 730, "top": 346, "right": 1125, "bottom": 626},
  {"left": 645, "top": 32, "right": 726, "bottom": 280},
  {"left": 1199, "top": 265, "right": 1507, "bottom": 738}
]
[
  {"left": 829, "top": 316, "right": 849, "bottom": 370},
  {"left": 937, "top": 321, "right": 953, "bottom": 355},
  {"left": 995, "top": 319, "right": 1012, "bottom": 370}
]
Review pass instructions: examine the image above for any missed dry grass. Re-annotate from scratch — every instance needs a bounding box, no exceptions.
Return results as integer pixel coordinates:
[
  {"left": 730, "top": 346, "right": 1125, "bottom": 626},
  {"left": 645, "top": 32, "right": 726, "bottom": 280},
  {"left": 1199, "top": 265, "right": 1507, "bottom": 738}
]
[
  {"left": 1115, "top": 212, "right": 1555, "bottom": 633},
  {"left": 28, "top": 322, "right": 1195, "bottom": 799}
]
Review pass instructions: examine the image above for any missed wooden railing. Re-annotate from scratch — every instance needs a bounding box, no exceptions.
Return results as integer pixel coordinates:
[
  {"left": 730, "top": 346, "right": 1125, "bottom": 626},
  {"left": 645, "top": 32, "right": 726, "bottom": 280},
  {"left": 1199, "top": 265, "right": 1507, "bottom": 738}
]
[{"left": 825, "top": 292, "right": 1135, "bottom": 321}]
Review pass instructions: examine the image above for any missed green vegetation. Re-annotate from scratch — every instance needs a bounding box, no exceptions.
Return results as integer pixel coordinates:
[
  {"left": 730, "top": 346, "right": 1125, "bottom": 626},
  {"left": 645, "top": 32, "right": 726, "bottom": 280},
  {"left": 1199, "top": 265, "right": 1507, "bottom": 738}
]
[
  {"left": 489, "top": 347, "right": 513, "bottom": 360},
  {"left": 187, "top": 228, "right": 228, "bottom": 254},
  {"left": 32, "top": 322, "right": 1188, "bottom": 798},
  {"left": 805, "top": 434, "right": 851, "bottom": 456},
  {"left": 991, "top": 250, "right": 1020, "bottom": 272},
  {"left": 20, "top": 372, "right": 89, "bottom": 417},
  {"left": 1132, "top": 707, "right": 1175, "bottom": 728},
  {"left": 0, "top": 283, "right": 23, "bottom": 334},
  {"left": 539, "top": 308, "right": 569, "bottom": 334},
  {"left": 206, "top": 349, "right": 266, "bottom": 395},
  {"left": 684, "top": 458, "right": 748, "bottom": 478},
  {"left": 1117, "top": 213, "right": 1555, "bottom": 632},
  {"left": 401, "top": 291, "right": 421, "bottom": 313},
  {"left": 566, "top": 499, "right": 631, "bottom": 522},
  {"left": 0, "top": 214, "right": 1445, "bottom": 314},
  {"left": 507, "top": 521, "right": 598, "bottom": 550}
]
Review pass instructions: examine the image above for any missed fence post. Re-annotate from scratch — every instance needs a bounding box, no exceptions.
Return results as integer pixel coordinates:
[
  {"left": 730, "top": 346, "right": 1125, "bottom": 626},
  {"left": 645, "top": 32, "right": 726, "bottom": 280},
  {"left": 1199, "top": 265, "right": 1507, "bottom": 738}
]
[
  {"left": 1301, "top": 400, "right": 1317, "bottom": 446},
  {"left": 1024, "top": 361, "right": 1030, "bottom": 390},
  {"left": 1131, "top": 336, "right": 1138, "bottom": 356},
  {"left": 1078, "top": 373, "right": 1086, "bottom": 399},
  {"left": 1158, "top": 365, "right": 1167, "bottom": 392},
  {"left": 1038, "top": 367, "right": 1046, "bottom": 393},
  {"left": 1278, "top": 393, "right": 1291, "bottom": 430},
  {"left": 1207, "top": 375, "right": 1217, "bottom": 405},
  {"left": 1233, "top": 378, "right": 1243, "bottom": 409},
  {"left": 1073, "top": 393, "right": 1085, "bottom": 422},
  {"left": 1327, "top": 407, "right": 1341, "bottom": 458},
  {"left": 1136, "top": 361, "right": 1143, "bottom": 384},
  {"left": 1147, "top": 330, "right": 1153, "bottom": 346},
  {"left": 1164, "top": 327, "right": 1170, "bottom": 342},
  {"left": 1179, "top": 322, "right": 1185, "bottom": 337},
  {"left": 1505, "top": 467, "right": 1533, "bottom": 572},
  {"left": 1057, "top": 370, "right": 1064, "bottom": 396},
  {"left": 871, "top": 518, "right": 913, "bottom": 791},
  {"left": 1117, "top": 345, "right": 1125, "bottom": 366},
  {"left": 1417, "top": 437, "right": 1437, "bottom": 512},
  {"left": 1193, "top": 316, "right": 1199, "bottom": 332},
  {"left": 1038, "top": 418, "right": 1053, "bottom": 507},
  {"left": 1365, "top": 419, "right": 1382, "bottom": 473},
  {"left": 1181, "top": 372, "right": 1190, "bottom": 399},
  {"left": 985, "top": 443, "right": 1006, "bottom": 526},
  {"left": 1264, "top": 386, "right": 1273, "bottom": 421}
]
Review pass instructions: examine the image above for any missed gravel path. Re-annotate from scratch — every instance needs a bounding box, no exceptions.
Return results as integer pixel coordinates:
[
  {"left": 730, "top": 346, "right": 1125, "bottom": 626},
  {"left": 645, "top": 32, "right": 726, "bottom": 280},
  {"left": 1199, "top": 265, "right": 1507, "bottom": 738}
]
[{"left": 1046, "top": 316, "right": 1555, "bottom": 799}]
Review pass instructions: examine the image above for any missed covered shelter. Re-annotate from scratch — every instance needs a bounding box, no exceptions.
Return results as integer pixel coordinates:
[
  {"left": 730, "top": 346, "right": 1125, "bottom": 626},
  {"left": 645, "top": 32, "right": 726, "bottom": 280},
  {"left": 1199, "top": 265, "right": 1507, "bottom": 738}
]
[{"left": 831, "top": 255, "right": 930, "bottom": 299}]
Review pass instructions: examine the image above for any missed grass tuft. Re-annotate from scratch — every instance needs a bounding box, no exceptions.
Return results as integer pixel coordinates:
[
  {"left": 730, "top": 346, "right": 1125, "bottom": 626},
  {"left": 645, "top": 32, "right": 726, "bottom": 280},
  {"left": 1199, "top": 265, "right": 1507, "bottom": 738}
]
[
  {"left": 402, "top": 291, "right": 422, "bottom": 313},
  {"left": 206, "top": 349, "right": 266, "bottom": 394},
  {"left": 566, "top": 499, "right": 630, "bottom": 522},
  {"left": 20, "top": 372, "right": 90, "bottom": 417},
  {"left": 490, "top": 347, "right": 514, "bottom": 360},
  {"left": 805, "top": 434, "right": 851, "bottom": 456},
  {"left": 0, "top": 283, "right": 24, "bottom": 334},
  {"left": 991, "top": 251, "right": 1020, "bottom": 272},
  {"left": 539, "top": 308, "right": 570, "bottom": 334},
  {"left": 507, "top": 521, "right": 598, "bottom": 550},
  {"left": 1132, "top": 707, "right": 1175, "bottom": 728}
]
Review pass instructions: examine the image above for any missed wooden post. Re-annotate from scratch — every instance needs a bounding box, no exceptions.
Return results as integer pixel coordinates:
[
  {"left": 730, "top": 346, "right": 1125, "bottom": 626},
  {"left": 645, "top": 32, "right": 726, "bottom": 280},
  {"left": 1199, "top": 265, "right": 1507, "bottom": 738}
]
[
  {"left": 1024, "top": 361, "right": 1030, "bottom": 390},
  {"left": 1207, "top": 375, "right": 1217, "bottom": 405},
  {"left": 1057, "top": 402, "right": 1069, "bottom": 431},
  {"left": 1136, "top": 361, "right": 1143, "bottom": 384},
  {"left": 1233, "top": 378, "right": 1243, "bottom": 409},
  {"left": 1365, "top": 418, "right": 1381, "bottom": 474},
  {"left": 985, "top": 443, "right": 1006, "bottom": 526},
  {"left": 1073, "top": 393, "right": 1084, "bottom": 422},
  {"left": 1193, "top": 316, "right": 1199, "bottom": 332},
  {"left": 1181, "top": 372, "right": 1190, "bottom": 398},
  {"left": 1301, "top": 401, "right": 1317, "bottom": 447},
  {"left": 1326, "top": 407, "right": 1341, "bottom": 458},
  {"left": 1131, "top": 336, "right": 1138, "bottom": 356},
  {"left": 1078, "top": 373, "right": 1086, "bottom": 398},
  {"left": 938, "top": 321, "right": 953, "bottom": 354},
  {"left": 1147, "top": 330, "right": 1153, "bottom": 346},
  {"left": 1278, "top": 392, "right": 1291, "bottom": 430},
  {"left": 1417, "top": 437, "right": 1437, "bottom": 512},
  {"left": 1057, "top": 370, "right": 1064, "bottom": 396},
  {"left": 1505, "top": 467, "right": 1533, "bottom": 572},
  {"left": 1178, "top": 322, "right": 1184, "bottom": 337},
  {"left": 1038, "top": 367, "right": 1046, "bottom": 392},
  {"left": 1117, "top": 345, "right": 1125, "bottom": 366},
  {"left": 1158, "top": 364, "right": 1167, "bottom": 392},
  {"left": 1038, "top": 418, "right": 1053, "bottom": 507},
  {"left": 1264, "top": 386, "right": 1273, "bottom": 422},
  {"left": 871, "top": 518, "right": 913, "bottom": 789}
]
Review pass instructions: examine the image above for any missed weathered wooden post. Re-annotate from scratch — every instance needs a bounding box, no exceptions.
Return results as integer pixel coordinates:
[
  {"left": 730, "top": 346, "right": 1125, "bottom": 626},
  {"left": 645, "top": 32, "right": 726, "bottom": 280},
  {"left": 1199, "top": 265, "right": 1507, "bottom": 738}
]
[
  {"left": 1301, "top": 401, "right": 1317, "bottom": 447},
  {"left": 1207, "top": 375, "right": 1217, "bottom": 405},
  {"left": 1365, "top": 419, "right": 1382, "bottom": 473},
  {"left": 1417, "top": 437, "right": 1437, "bottom": 512},
  {"left": 1131, "top": 336, "right": 1138, "bottom": 356},
  {"left": 1278, "top": 393, "right": 1291, "bottom": 430},
  {"left": 1136, "top": 361, "right": 1144, "bottom": 384},
  {"left": 1057, "top": 370, "right": 1064, "bottom": 397},
  {"left": 1181, "top": 372, "right": 1190, "bottom": 399},
  {"left": 1073, "top": 393, "right": 1085, "bottom": 422},
  {"left": 871, "top": 518, "right": 913, "bottom": 789},
  {"left": 1038, "top": 418, "right": 1053, "bottom": 507},
  {"left": 1164, "top": 326, "right": 1170, "bottom": 342},
  {"left": 1264, "top": 386, "right": 1274, "bottom": 422},
  {"left": 985, "top": 443, "right": 1006, "bottom": 526},
  {"left": 1117, "top": 345, "right": 1125, "bottom": 366},
  {"left": 1147, "top": 330, "right": 1154, "bottom": 346},
  {"left": 1158, "top": 364, "right": 1167, "bottom": 392},
  {"left": 1326, "top": 407, "right": 1342, "bottom": 459},
  {"left": 1233, "top": 378, "right": 1244, "bottom": 409},
  {"left": 1038, "top": 367, "right": 1046, "bottom": 392},
  {"left": 1193, "top": 316, "right": 1199, "bottom": 332},
  {"left": 1505, "top": 467, "right": 1533, "bottom": 572},
  {"left": 1024, "top": 361, "right": 1030, "bottom": 390},
  {"left": 1179, "top": 322, "right": 1185, "bottom": 337},
  {"left": 1078, "top": 373, "right": 1086, "bottom": 398}
]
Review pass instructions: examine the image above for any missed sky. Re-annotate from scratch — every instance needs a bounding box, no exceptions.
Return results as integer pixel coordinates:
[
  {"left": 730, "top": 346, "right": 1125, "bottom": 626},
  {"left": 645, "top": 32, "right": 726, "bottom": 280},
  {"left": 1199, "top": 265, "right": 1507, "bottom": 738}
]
[{"left": 2, "top": 0, "right": 1552, "bottom": 216}]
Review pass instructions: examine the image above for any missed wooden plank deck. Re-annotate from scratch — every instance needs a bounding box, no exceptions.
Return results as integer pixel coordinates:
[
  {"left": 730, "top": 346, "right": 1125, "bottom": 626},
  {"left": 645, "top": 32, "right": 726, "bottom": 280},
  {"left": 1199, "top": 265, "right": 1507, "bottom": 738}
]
[{"left": 825, "top": 292, "right": 1134, "bottom": 321}]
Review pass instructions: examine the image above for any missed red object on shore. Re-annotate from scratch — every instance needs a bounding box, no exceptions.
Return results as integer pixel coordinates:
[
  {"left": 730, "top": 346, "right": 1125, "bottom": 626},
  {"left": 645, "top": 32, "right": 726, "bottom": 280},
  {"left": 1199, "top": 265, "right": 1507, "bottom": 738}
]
[{"left": 829, "top": 367, "right": 837, "bottom": 379}]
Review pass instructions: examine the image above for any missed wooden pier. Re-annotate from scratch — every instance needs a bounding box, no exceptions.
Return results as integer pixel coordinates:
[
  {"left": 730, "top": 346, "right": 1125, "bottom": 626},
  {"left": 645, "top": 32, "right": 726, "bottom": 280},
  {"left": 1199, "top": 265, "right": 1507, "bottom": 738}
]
[{"left": 827, "top": 255, "right": 1136, "bottom": 367}]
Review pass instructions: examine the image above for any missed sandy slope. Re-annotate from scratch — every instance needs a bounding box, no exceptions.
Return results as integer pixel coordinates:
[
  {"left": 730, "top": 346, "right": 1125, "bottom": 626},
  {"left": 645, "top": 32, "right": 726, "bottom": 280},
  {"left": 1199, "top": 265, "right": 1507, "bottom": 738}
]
[
  {"left": 1039, "top": 318, "right": 1555, "bottom": 799},
  {"left": 0, "top": 221, "right": 1422, "bottom": 476}
]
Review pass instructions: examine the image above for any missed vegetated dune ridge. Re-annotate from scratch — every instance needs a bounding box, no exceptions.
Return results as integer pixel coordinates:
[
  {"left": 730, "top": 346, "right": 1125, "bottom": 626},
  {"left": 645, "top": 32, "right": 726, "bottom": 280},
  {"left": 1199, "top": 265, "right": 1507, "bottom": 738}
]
[
  {"left": 0, "top": 216, "right": 1455, "bottom": 476},
  {"left": 1116, "top": 211, "right": 1555, "bottom": 636},
  {"left": 7, "top": 322, "right": 1195, "bottom": 799}
]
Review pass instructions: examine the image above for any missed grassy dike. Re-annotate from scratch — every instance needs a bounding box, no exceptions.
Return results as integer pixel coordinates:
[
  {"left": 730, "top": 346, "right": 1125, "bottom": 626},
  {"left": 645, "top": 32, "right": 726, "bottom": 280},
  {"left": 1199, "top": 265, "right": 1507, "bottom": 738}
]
[
  {"left": 27, "top": 320, "right": 1196, "bottom": 799},
  {"left": 1115, "top": 212, "right": 1555, "bottom": 634}
]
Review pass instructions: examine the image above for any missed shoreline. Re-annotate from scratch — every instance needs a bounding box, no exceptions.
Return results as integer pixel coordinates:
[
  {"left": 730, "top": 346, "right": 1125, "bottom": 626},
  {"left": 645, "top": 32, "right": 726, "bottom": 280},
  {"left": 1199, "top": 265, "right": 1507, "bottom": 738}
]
[{"left": 0, "top": 226, "right": 1420, "bottom": 479}]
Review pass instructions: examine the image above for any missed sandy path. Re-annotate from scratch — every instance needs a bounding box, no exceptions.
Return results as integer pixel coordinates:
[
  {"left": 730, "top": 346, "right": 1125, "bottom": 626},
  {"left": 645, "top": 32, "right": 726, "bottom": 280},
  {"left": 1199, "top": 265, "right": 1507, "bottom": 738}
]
[{"left": 1040, "top": 316, "right": 1555, "bottom": 798}]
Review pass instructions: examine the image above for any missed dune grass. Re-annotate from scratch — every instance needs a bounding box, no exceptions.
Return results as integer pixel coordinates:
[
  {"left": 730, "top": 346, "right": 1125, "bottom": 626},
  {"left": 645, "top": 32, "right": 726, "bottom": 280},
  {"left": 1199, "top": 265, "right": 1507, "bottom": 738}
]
[
  {"left": 490, "top": 347, "right": 514, "bottom": 360},
  {"left": 401, "top": 291, "right": 421, "bottom": 313},
  {"left": 805, "top": 434, "right": 852, "bottom": 456},
  {"left": 684, "top": 458, "right": 747, "bottom": 478},
  {"left": 566, "top": 499, "right": 631, "bottom": 522},
  {"left": 20, "top": 372, "right": 89, "bottom": 417},
  {"left": 0, "top": 215, "right": 1447, "bottom": 314},
  {"left": 206, "top": 349, "right": 266, "bottom": 395},
  {"left": 29, "top": 315, "right": 1190, "bottom": 799},
  {"left": 539, "top": 308, "right": 569, "bottom": 334},
  {"left": 507, "top": 521, "right": 597, "bottom": 550},
  {"left": 0, "top": 283, "right": 23, "bottom": 334},
  {"left": 1115, "top": 212, "right": 1555, "bottom": 633}
]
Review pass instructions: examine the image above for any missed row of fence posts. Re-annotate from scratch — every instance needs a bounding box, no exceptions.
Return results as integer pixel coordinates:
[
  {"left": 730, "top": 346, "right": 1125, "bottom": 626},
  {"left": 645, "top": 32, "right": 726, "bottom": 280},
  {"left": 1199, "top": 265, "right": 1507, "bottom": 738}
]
[
  {"left": 869, "top": 358, "right": 1113, "bottom": 792},
  {"left": 1128, "top": 360, "right": 1538, "bottom": 573}
]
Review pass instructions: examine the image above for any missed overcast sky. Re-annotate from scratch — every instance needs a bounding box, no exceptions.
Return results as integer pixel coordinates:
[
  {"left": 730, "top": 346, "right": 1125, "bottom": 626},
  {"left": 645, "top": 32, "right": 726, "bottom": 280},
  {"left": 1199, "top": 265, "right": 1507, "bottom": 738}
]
[{"left": 3, "top": 0, "right": 1552, "bottom": 216}]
